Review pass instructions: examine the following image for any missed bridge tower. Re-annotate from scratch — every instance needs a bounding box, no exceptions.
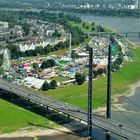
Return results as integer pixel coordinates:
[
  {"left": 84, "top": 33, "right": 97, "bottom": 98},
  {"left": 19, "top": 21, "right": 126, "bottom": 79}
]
[
  {"left": 87, "top": 47, "right": 93, "bottom": 139},
  {"left": 107, "top": 43, "right": 112, "bottom": 119}
]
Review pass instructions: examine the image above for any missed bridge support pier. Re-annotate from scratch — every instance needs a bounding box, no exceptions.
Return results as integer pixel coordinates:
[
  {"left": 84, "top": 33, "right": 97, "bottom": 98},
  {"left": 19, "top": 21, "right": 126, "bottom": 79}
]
[
  {"left": 125, "top": 33, "right": 128, "bottom": 38},
  {"left": 27, "top": 99, "right": 31, "bottom": 109},
  {"left": 107, "top": 43, "right": 112, "bottom": 119},
  {"left": 10, "top": 93, "right": 15, "bottom": 102},
  {"left": 105, "top": 131, "right": 111, "bottom": 140}
]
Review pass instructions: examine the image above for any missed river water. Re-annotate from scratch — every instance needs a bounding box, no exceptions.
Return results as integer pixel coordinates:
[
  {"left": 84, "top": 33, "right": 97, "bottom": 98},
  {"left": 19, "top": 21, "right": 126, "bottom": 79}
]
[{"left": 78, "top": 14, "right": 140, "bottom": 45}]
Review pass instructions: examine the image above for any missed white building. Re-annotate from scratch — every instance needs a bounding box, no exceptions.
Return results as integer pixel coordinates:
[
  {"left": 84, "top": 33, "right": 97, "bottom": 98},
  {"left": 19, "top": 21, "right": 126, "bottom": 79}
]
[
  {"left": 0, "top": 21, "right": 9, "bottom": 30},
  {"left": 19, "top": 43, "right": 36, "bottom": 52},
  {"left": 128, "top": 5, "right": 135, "bottom": 9},
  {"left": 23, "top": 77, "right": 50, "bottom": 89}
]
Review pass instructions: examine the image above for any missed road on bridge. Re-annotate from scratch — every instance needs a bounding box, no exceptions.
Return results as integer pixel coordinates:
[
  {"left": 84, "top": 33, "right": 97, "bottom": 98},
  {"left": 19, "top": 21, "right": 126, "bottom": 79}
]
[{"left": 0, "top": 78, "right": 140, "bottom": 140}]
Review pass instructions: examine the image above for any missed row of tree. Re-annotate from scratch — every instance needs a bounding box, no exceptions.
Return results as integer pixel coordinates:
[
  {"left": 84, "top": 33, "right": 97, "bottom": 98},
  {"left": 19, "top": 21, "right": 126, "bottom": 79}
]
[
  {"left": 64, "top": 23, "right": 85, "bottom": 45},
  {"left": 0, "top": 10, "right": 82, "bottom": 28},
  {"left": 42, "top": 80, "right": 57, "bottom": 91},
  {"left": 5, "top": 41, "right": 69, "bottom": 59},
  {"left": 41, "top": 59, "right": 56, "bottom": 69},
  {"left": 112, "top": 52, "right": 123, "bottom": 71},
  {"left": 42, "top": 72, "right": 86, "bottom": 92}
]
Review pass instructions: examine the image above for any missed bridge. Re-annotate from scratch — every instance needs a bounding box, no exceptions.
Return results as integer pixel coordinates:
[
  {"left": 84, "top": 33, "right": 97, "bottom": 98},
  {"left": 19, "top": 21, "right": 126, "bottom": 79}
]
[
  {"left": 85, "top": 31, "right": 140, "bottom": 45},
  {"left": 0, "top": 78, "right": 140, "bottom": 140}
]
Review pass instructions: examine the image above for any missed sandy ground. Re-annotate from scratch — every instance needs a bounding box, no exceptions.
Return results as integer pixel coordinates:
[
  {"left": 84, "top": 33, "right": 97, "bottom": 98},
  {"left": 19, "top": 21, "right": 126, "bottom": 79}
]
[
  {"left": 0, "top": 126, "right": 78, "bottom": 139},
  {"left": 94, "top": 80, "right": 140, "bottom": 115},
  {"left": 112, "top": 80, "right": 140, "bottom": 111},
  {"left": 0, "top": 121, "right": 88, "bottom": 139}
]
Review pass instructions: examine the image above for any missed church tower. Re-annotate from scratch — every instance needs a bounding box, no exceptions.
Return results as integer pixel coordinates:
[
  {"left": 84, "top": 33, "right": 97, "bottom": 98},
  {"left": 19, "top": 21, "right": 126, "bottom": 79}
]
[{"left": 135, "top": 0, "right": 139, "bottom": 9}]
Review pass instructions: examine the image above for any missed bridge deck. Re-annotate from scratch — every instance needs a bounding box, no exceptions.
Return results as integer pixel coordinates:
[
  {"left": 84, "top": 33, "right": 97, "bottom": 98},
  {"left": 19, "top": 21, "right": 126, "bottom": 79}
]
[{"left": 0, "top": 78, "right": 140, "bottom": 140}]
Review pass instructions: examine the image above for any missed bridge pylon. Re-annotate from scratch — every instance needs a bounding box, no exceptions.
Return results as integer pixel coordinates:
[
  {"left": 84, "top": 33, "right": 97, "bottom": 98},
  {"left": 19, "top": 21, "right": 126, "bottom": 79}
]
[{"left": 87, "top": 47, "right": 93, "bottom": 139}]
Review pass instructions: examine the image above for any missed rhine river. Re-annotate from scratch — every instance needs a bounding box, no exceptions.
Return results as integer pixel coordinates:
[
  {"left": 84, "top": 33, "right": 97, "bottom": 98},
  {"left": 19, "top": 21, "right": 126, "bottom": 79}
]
[
  {"left": 78, "top": 13, "right": 140, "bottom": 129},
  {"left": 78, "top": 14, "right": 140, "bottom": 45}
]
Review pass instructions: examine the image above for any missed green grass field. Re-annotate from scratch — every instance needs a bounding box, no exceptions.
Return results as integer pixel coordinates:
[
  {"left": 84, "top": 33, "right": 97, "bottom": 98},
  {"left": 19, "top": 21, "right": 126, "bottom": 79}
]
[
  {"left": 42, "top": 45, "right": 140, "bottom": 110},
  {"left": 69, "top": 21, "right": 112, "bottom": 33},
  {"left": 69, "top": 21, "right": 95, "bottom": 32},
  {"left": 0, "top": 99, "right": 57, "bottom": 133}
]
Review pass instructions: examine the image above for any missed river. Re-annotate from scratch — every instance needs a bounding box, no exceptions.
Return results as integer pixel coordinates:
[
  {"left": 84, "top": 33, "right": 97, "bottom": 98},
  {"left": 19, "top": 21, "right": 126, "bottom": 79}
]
[{"left": 78, "top": 14, "right": 140, "bottom": 45}]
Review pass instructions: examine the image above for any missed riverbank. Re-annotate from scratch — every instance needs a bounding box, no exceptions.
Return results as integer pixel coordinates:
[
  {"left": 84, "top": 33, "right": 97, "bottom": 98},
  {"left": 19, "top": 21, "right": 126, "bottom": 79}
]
[
  {"left": 113, "top": 80, "right": 140, "bottom": 110},
  {"left": 0, "top": 122, "right": 87, "bottom": 140},
  {"left": 95, "top": 80, "right": 140, "bottom": 116}
]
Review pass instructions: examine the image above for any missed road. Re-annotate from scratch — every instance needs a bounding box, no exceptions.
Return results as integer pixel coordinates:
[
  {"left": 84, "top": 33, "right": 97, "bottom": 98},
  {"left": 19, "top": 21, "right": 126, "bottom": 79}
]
[{"left": 0, "top": 78, "right": 140, "bottom": 140}]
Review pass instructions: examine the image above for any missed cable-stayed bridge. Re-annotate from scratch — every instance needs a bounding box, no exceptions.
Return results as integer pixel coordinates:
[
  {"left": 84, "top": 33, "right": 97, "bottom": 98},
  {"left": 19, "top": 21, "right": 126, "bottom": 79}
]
[{"left": 0, "top": 78, "right": 140, "bottom": 140}]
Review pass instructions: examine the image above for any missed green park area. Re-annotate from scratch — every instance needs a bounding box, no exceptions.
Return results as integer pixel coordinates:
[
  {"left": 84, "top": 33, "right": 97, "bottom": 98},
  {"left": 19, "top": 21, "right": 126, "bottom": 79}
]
[
  {"left": 69, "top": 21, "right": 95, "bottom": 32},
  {"left": 69, "top": 21, "right": 111, "bottom": 33},
  {"left": 0, "top": 99, "right": 57, "bottom": 133}
]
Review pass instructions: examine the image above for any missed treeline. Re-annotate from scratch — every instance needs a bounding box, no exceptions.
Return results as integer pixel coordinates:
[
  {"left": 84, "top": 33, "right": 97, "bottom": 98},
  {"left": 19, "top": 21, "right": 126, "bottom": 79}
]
[
  {"left": 64, "top": 23, "right": 85, "bottom": 45},
  {"left": 47, "top": 7, "right": 140, "bottom": 18},
  {"left": 0, "top": 10, "right": 82, "bottom": 28},
  {"left": 6, "top": 41, "right": 69, "bottom": 59},
  {"left": 6, "top": 32, "right": 85, "bottom": 59}
]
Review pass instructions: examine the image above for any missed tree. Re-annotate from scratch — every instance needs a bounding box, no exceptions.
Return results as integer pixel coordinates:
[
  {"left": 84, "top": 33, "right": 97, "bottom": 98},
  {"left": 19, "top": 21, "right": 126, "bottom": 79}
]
[
  {"left": 92, "top": 22, "right": 95, "bottom": 26},
  {"left": 44, "top": 45, "right": 52, "bottom": 54},
  {"left": 71, "top": 50, "right": 78, "bottom": 58},
  {"left": 32, "top": 63, "right": 39, "bottom": 70},
  {"left": 97, "top": 25, "right": 105, "bottom": 32},
  {"left": 0, "top": 54, "right": 3, "bottom": 66},
  {"left": 32, "top": 30, "right": 38, "bottom": 36},
  {"left": 91, "top": 27, "right": 95, "bottom": 31},
  {"left": 50, "top": 80, "right": 57, "bottom": 89},
  {"left": 75, "top": 72, "right": 86, "bottom": 85},
  {"left": 85, "top": 26, "right": 89, "bottom": 30},
  {"left": 6, "top": 44, "right": 19, "bottom": 59},
  {"left": 115, "top": 57, "right": 123, "bottom": 65},
  {"left": 112, "top": 63, "right": 120, "bottom": 71},
  {"left": 82, "top": 22, "right": 86, "bottom": 28},
  {"left": 52, "top": 30, "right": 61, "bottom": 38},
  {"left": 41, "top": 59, "right": 55, "bottom": 69},
  {"left": 54, "top": 42, "right": 65, "bottom": 50},
  {"left": 42, "top": 81, "right": 50, "bottom": 91},
  {"left": 21, "top": 23, "right": 30, "bottom": 36},
  {"left": 35, "top": 46, "right": 44, "bottom": 55}
]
